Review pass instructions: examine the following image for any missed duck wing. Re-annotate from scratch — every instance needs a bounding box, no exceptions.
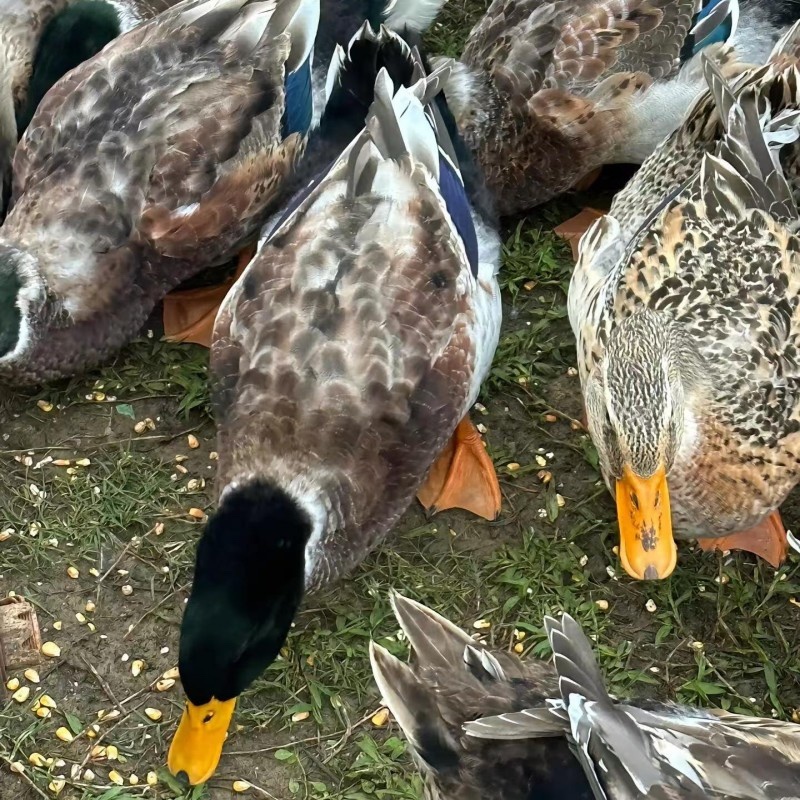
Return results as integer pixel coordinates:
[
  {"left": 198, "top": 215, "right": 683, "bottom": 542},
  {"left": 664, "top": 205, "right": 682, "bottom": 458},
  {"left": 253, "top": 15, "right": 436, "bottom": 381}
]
[{"left": 212, "top": 63, "right": 500, "bottom": 587}]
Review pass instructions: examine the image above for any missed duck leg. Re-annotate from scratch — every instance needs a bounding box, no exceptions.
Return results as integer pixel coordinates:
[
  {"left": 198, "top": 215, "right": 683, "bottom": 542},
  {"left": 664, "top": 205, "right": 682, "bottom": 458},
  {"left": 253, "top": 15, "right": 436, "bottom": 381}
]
[
  {"left": 162, "top": 245, "right": 257, "bottom": 347},
  {"left": 416, "top": 417, "right": 501, "bottom": 521},
  {"left": 696, "top": 511, "right": 788, "bottom": 568}
]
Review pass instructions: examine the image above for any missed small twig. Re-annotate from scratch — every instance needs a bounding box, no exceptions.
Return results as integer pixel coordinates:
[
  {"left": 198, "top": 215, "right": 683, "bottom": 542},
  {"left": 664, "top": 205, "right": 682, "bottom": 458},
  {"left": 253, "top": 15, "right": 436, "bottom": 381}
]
[
  {"left": 227, "top": 709, "right": 376, "bottom": 757},
  {"left": 0, "top": 753, "right": 51, "bottom": 799},
  {"left": 81, "top": 656, "right": 126, "bottom": 716},
  {"left": 124, "top": 582, "right": 189, "bottom": 640},
  {"left": 97, "top": 524, "right": 157, "bottom": 585}
]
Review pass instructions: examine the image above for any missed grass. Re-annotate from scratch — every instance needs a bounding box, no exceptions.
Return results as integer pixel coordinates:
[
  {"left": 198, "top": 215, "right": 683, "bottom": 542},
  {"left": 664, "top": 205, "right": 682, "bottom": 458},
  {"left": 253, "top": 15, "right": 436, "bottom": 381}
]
[{"left": 2, "top": 5, "right": 800, "bottom": 800}]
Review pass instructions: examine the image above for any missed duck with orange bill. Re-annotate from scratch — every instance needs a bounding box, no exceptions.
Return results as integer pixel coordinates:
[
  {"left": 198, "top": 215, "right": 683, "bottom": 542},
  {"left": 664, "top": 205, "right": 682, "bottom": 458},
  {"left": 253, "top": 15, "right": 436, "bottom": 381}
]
[
  {"left": 165, "top": 27, "right": 502, "bottom": 785},
  {"left": 568, "top": 32, "right": 800, "bottom": 580}
]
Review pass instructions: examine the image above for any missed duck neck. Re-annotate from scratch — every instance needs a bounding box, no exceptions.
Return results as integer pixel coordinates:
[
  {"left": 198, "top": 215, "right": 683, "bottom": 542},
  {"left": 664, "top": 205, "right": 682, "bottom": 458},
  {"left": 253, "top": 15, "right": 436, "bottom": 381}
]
[
  {"left": 179, "top": 480, "right": 315, "bottom": 703},
  {"left": 15, "top": 0, "right": 122, "bottom": 135},
  {"left": 0, "top": 53, "right": 15, "bottom": 216}
]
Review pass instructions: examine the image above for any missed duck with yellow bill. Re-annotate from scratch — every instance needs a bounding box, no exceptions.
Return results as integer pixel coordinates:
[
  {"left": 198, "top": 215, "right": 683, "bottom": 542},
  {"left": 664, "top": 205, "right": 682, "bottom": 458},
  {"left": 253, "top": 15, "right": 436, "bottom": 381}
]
[{"left": 166, "top": 21, "right": 502, "bottom": 785}]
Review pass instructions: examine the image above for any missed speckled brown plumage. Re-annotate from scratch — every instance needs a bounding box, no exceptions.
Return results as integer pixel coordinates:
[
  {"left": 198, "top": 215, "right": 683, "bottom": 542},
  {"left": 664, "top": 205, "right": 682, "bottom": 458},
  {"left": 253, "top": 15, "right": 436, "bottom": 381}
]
[
  {"left": 568, "top": 34, "right": 800, "bottom": 547},
  {"left": 210, "top": 61, "right": 501, "bottom": 592},
  {"left": 0, "top": 0, "right": 312, "bottom": 383},
  {"left": 432, "top": 0, "right": 794, "bottom": 216}
]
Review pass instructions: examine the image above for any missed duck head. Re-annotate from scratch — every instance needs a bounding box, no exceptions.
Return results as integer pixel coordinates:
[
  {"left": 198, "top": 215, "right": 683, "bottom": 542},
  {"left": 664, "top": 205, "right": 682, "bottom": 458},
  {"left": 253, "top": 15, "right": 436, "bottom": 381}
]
[
  {"left": 168, "top": 479, "right": 312, "bottom": 785},
  {"left": 0, "top": 244, "right": 44, "bottom": 366},
  {"left": 584, "top": 309, "right": 696, "bottom": 580}
]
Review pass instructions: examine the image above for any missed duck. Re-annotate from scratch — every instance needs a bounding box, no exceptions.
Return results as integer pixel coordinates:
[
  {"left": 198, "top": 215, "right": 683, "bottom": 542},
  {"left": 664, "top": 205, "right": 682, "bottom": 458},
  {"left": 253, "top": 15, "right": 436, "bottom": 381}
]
[
  {"left": 166, "top": 32, "right": 502, "bottom": 786},
  {"left": 0, "top": 0, "right": 320, "bottom": 384},
  {"left": 369, "top": 592, "right": 800, "bottom": 799},
  {"left": 160, "top": 0, "right": 449, "bottom": 345},
  {"left": 428, "top": 0, "right": 800, "bottom": 217},
  {"left": 568, "top": 27, "right": 800, "bottom": 580},
  {"left": 0, "top": 0, "right": 183, "bottom": 216}
]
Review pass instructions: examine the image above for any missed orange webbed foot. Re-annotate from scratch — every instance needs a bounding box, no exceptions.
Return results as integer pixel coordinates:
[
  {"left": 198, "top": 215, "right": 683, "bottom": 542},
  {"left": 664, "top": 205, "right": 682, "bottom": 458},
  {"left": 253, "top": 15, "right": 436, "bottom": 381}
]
[
  {"left": 554, "top": 208, "right": 606, "bottom": 261},
  {"left": 416, "top": 417, "right": 501, "bottom": 521},
  {"left": 162, "top": 244, "right": 257, "bottom": 348},
  {"left": 697, "top": 511, "right": 788, "bottom": 568}
]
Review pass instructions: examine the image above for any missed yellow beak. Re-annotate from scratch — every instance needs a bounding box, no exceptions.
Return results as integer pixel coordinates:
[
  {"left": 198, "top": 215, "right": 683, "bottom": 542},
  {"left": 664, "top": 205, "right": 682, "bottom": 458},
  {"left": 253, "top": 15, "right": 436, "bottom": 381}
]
[
  {"left": 167, "top": 697, "right": 237, "bottom": 785},
  {"left": 615, "top": 465, "right": 677, "bottom": 580}
]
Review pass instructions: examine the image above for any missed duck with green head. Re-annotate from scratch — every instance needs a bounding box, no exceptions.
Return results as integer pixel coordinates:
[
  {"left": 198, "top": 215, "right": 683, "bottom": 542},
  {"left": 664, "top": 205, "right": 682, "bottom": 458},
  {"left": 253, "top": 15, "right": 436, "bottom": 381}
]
[
  {"left": 569, "top": 36, "right": 800, "bottom": 580},
  {"left": 167, "top": 22, "right": 503, "bottom": 785}
]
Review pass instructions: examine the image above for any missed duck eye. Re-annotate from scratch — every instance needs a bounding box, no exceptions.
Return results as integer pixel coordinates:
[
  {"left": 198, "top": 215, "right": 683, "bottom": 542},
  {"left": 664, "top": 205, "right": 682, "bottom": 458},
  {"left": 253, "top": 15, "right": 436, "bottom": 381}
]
[{"left": 203, "top": 712, "right": 215, "bottom": 724}]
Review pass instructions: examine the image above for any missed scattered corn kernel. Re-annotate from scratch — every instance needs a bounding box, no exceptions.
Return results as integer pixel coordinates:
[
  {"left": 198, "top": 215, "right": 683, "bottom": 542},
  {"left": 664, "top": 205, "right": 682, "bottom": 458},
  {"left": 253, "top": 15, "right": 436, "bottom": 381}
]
[
  {"left": 28, "top": 753, "right": 47, "bottom": 767},
  {"left": 595, "top": 600, "right": 609, "bottom": 611},
  {"left": 555, "top": 493, "right": 566, "bottom": 508},
  {"left": 85, "top": 601, "right": 96, "bottom": 613},
  {"left": 690, "top": 641, "right": 704, "bottom": 651},
  {"left": 52, "top": 621, "right": 62, "bottom": 631},
  {"left": 91, "top": 746, "right": 106, "bottom": 758},
  {"left": 144, "top": 708, "right": 162, "bottom": 721},
  {"left": 645, "top": 599, "right": 657, "bottom": 613},
  {"left": 75, "top": 458, "right": 91, "bottom": 467},
  {"left": 89, "top": 567, "right": 100, "bottom": 577},
  {"left": 103, "top": 710, "right": 121, "bottom": 721},
  {"left": 154, "top": 522, "right": 165, "bottom": 535},
  {"left": 12, "top": 686, "right": 30, "bottom": 703},
  {"left": 109, "top": 770, "right": 124, "bottom": 785},
  {"left": 0, "top": 528, "right": 12, "bottom": 541},
  {"left": 75, "top": 612, "right": 86, "bottom": 624},
  {"left": 506, "top": 462, "right": 520, "bottom": 472},
  {"left": 535, "top": 455, "right": 547, "bottom": 467},
  {"left": 233, "top": 781, "right": 251, "bottom": 793},
  {"left": 371, "top": 708, "right": 389, "bottom": 727},
  {"left": 129, "top": 774, "right": 139, "bottom": 785},
  {"left": 544, "top": 413, "right": 557, "bottom": 423},
  {"left": 121, "top": 585, "right": 133, "bottom": 596},
  {"left": 537, "top": 470, "right": 552, "bottom": 484},
  {"left": 66, "top": 566, "right": 79, "bottom": 579},
  {"left": 39, "top": 695, "right": 57, "bottom": 709},
  {"left": 48, "top": 779, "right": 65, "bottom": 795},
  {"left": 106, "top": 745, "right": 119, "bottom": 760},
  {"left": 9, "top": 761, "right": 24, "bottom": 773},
  {"left": 55, "top": 727, "right": 73, "bottom": 743},
  {"left": 36, "top": 707, "right": 51, "bottom": 719},
  {"left": 24, "top": 669, "right": 40, "bottom": 683},
  {"left": 188, "top": 508, "right": 205, "bottom": 519},
  {"left": 133, "top": 420, "right": 148, "bottom": 434},
  {"left": 6, "top": 677, "right": 20, "bottom": 691},
  {"left": 87, "top": 622, "right": 96, "bottom": 632},
  {"left": 472, "top": 619, "right": 491, "bottom": 630},
  {"left": 513, "top": 642, "right": 524, "bottom": 654},
  {"left": 52, "top": 459, "right": 70, "bottom": 467},
  {"left": 187, "top": 434, "right": 200, "bottom": 449},
  {"left": 37, "top": 400, "right": 54, "bottom": 412},
  {"left": 156, "top": 678, "right": 175, "bottom": 692},
  {"left": 162, "top": 667, "right": 180, "bottom": 680},
  {"left": 41, "top": 642, "right": 61, "bottom": 658},
  {"left": 131, "top": 660, "right": 144, "bottom": 677},
  {"left": 146, "top": 771, "right": 158, "bottom": 786},
  {"left": 83, "top": 768, "right": 96, "bottom": 781},
  {"left": 291, "top": 711, "right": 310, "bottom": 723},
  {"left": 209, "top": 451, "right": 219, "bottom": 460}
]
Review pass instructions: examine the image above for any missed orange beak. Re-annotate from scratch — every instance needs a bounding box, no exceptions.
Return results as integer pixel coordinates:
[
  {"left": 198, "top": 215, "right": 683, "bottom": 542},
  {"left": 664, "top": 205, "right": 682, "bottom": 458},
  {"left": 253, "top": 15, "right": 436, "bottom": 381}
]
[
  {"left": 615, "top": 465, "right": 677, "bottom": 580},
  {"left": 167, "top": 697, "right": 237, "bottom": 785}
]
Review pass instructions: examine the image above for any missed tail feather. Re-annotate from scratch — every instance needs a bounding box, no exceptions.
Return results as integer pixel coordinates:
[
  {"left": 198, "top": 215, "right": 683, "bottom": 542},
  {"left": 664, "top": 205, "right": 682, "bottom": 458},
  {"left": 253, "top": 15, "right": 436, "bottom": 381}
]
[
  {"left": 381, "top": 0, "right": 447, "bottom": 34},
  {"left": 369, "top": 642, "right": 460, "bottom": 771},
  {"left": 389, "top": 591, "right": 476, "bottom": 673},
  {"left": 545, "top": 614, "right": 611, "bottom": 707}
]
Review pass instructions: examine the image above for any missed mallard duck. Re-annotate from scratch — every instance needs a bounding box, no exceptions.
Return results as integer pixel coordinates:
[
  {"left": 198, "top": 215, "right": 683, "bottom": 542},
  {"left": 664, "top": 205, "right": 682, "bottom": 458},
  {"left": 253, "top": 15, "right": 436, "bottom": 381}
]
[
  {"left": 159, "top": 0, "right": 448, "bottom": 345},
  {"left": 429, "top": 0, "right": 800, "bottom": 217},
  {"left": 568, "top": 28, "right": 800, "bottom": 579},
  {"left": 0, "top": 0, "right": 182, "bottom": 213},
  {"left": 0, "top": 0, "right": 320, "bottom": 383},
  {"left": 166, "top": 35, "right": 502, "bottom": 785},
  {"left": 369, "top": 592, "right": 800, "bottom": 799}
]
